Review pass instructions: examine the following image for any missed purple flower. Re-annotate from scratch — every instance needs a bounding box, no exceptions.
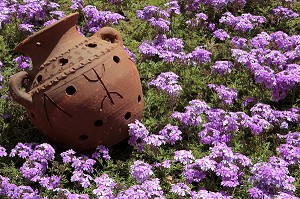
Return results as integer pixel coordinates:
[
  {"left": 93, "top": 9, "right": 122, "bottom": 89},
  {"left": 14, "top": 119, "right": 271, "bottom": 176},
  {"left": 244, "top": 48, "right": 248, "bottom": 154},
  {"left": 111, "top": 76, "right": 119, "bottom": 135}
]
[
  {"left": 92, "top": 145, "right": 110, "bottom": 160},
  {"left": 93, "top": 174, "right": 116, "bottom": 198},
  {"left": 186, "top": 46, "right": 212, "bottom": 65},
  {"left": 186, "top": 13, "right": 208, "bottom": 27},
  {"left": 128, "top": 120, "right": 149, "bottom": 152},
  {"left": 144, "top": 134, "right": 166, "bottom": 147},
  {"left": 82, "top": 6, "right": 124, "bottom": 34},
  {"left": 116, "top": 178, "right": 164, "bottom": 198},
  {"left": 213, "top": 29, "right": 230, "bottom": 41},
  {"left": 148, "top": 72, "right": 182, "bottom": 96},
  {"left": 39, "top": 175, "right": 61, "bottom": 190},
  {"left": 70, "top": 170, "right": 93, "bottom": 188},
  {"left": 165, "top": 1, "right": 181, "bottom": 15},
  {"left": 30, "top": 143, "right": 55, "bottom": 163},
  {"left": 109, "top": 0, "right": 123, "bottom": 4},
  {"left": 20, "top": 161, "right": 47, "bottom": 180},
  {"left": 249, "top": 156, "right": 296, "bottom": 197},
  {"left": 230, "top": 36, "right": 248, "bottom": 49},
  {"left": 250, "top": 32, "right": 270, "bottom": 49},
  {"left": 43, "top": 19, "right": 57, "bottom": 27},
  {"left": 148, "top": 17, "right": 170, "bottom": 32},
  {"left": 71, "top": 156, "right": 96, "bottom": 173},
  {"left": 130, "top": 160, "right": 154, "bottom": 183},
  {"left": 0, "top": 145, "right": 7, "bottom": 157},
  {"left": 10, "top": 143, "right": 34, "bottom": 159},
  {"left": 155, "top": 159, "right": 171, "bottom": 168},
  {"left": 158, "top": 124, "right": 182, "bottom": 145},
  {"left": 60, "top": 149, "right": 76, "bottom": 163},
  {"left": 272, "top": 6, "right": 299, "bottom": 19},
  {"left": 183, "top": 164, "right": 206, "bottom": 184},
  {"left": 18, "top": 23, "right": 34, "bottom": 32},
  {"left": 191, "top": 189, "right": 232, "bottom": 199},
  {"left": 13, "top": 56, "right": 31, "bottom": 69},
  {"left": 220, "top": 12, "right": 266, "bottom": 33},
  {"left": 171, "top": 99, "right": 210, "bottom": 127},
  {"left": 171, "top": 182, "right": 191, "bottom": 196},
  {"left": 212, "top": 61, "right": 233, "bottom": 76},
  {"left": 208, "top": 84, "right": 238, "bottom": 105},
  {"left": 277, "top": 132, "right": 300, "bottom": 165},
  {"left": 174, "top": 150, "right": 195, "bottom": 165},
  {"left": 70, "top": 0, "right": 84, "bottom": 10}
]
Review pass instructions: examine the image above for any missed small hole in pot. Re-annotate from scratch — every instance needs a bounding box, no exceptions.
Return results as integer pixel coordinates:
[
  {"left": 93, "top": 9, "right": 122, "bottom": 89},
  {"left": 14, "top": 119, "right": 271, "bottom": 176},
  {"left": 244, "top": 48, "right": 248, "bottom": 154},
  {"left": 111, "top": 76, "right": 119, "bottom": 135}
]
[
  {"left": 37, "top": 75, "right": 43, "bottom": 83},
  {"left": 79, "top": 135, "right": 88, "bottom": 141},
  {"left": 124, "top": 112, "right": 131, "bottom": 120},
  {"left": 59, "top": 58, "right": 68, "bottom": 66},
  {"left": 94, "top": 120, "right": 103, "bottom": 127},
  {"left": 87, "top": 43, "right": 97, "bottom": 48},
  {"left": 36, "top": 42, "right": 42, "bottom": 47},
  {"left": 103, "top": 36, "right": 113, "bottom": 43},
  {"left": 113, "top": 56, "right": 120, "bottom": 63},
  {"left": 66, "top": 85, "right": 76, "bottom": 95},
  {"left": 138, "top": 95, "right": 141, "bottom": 103}
]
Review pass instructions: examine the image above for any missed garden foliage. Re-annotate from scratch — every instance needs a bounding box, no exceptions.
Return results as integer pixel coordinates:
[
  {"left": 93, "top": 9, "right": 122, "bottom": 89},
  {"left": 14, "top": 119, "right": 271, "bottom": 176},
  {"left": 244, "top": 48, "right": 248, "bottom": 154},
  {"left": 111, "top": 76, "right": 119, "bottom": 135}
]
[{"left": 0, "top": 0, "right": 299, "bottom": 198}]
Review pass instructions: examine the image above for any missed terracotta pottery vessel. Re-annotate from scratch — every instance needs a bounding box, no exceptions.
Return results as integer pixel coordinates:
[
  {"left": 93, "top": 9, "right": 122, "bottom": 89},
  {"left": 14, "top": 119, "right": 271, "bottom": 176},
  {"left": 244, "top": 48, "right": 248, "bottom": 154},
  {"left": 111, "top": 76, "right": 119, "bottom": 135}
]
[{"left": 9, "top": 13, "right": 144, "bottom": 151}]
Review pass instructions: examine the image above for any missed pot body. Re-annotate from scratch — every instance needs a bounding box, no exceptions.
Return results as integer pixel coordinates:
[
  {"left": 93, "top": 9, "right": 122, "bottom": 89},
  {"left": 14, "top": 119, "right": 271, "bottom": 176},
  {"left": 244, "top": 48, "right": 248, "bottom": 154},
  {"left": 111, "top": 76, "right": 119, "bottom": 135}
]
[{"left": 9, "top": 13, "right": 144, "bottom": 151}]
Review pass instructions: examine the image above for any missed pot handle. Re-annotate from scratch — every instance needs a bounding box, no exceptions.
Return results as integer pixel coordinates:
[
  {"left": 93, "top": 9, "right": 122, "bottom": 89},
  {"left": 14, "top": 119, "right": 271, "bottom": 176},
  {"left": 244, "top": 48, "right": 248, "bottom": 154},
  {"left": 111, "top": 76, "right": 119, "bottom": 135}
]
[
  {"left": 9, "top": 71, "right": 33, "bottom": 109},
  {"left": 95, "top": 27, "right": 123, "bottom": 47}
]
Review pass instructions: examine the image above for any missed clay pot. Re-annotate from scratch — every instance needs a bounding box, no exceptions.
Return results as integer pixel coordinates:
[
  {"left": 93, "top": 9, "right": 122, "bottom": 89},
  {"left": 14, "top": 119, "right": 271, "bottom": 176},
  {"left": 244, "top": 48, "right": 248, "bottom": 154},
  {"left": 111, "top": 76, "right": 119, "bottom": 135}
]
[{"left": 9, "top": 13, "right": 144, "bottom": 151}]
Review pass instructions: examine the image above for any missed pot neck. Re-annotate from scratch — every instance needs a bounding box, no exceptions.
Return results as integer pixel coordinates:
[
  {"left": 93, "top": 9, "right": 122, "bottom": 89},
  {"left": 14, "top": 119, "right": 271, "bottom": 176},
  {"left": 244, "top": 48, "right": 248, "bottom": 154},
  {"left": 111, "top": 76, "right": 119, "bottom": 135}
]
[{"left": 14, "top": 13, "right": 84, "bottom": 71}]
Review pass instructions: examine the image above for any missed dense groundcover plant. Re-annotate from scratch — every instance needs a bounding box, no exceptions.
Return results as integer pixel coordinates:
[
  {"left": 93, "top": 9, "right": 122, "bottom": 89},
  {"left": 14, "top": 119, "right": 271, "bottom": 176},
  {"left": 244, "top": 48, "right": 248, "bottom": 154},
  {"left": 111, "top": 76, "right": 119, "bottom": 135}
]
[{"left": 0, "top": 0, "right": 300, "bottom": 198}]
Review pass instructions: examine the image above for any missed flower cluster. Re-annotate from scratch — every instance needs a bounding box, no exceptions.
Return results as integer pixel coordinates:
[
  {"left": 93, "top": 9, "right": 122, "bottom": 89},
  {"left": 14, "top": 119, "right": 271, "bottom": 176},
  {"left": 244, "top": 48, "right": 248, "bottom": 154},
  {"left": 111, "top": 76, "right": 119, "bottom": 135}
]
[
  {"left": 212, "top": 61, "right": 233, "bottom": 76},
  {"left": 182, "top": 144, "right": 251, "bottom": 187},
  {"left": 116, "top": 178, "right": 164, "bottom": 198},
  {"left": 0, "top": 0, "right": 64, "bottom": 33},
  {"left": 0, "top": 175, "right": 42, "bottom": 198},
  {"left": 128, "top": 120, "right": 183, "bottom": 151},
  {"left": 186, "top": 13, "right": 208, "bottom": 27},
  {"left": 171, "top": 182, "right": 191, "bottom": 196},
  {"left": 139, "top": 34, "right": 185, "bottom": 62},
  {"left": 208, "top": 84, "right": 238, "bottom": 105},
  {"left": 249, "top": 156, "right": 296, "bottom": 198},
  {"left": 174, "top": 150, "right": 195, "bottom": 165},
  {"left": 231, "top": 31, "right": 300, "bottom": 101},
  {"left": 171, "top": 99, "right": 210, "bottom": 127},
  {"left": 165, "top": 0, "right": 181, "bottom": 15},
  {"left": 148, "top": 72, "right": 182, "bottom": 96},
  {"left": 13, "top": 56, "right": 31, "bottom": 69},
  {"left": 82, "top": 5, "right": 124, "bottom": 34},
  {"left": 277, "top": 132, "right": 300, "bottom": 165},
  {"left": 220, "top": 12, "right": 266, "bottom": 33},
  {"left": 0, "top": 144, "right": 6, "bottom": 157},
  {"left": 93, "top": 174, "right": 116, "bottom": 198},
  {"left": 213, "top": 29, "right": 230, "bottom": 41},
  {"left": 136, "top": 6, "right": 170, "bottom": 33},
  {"left": 61, "top": 150, "right": 96, "bottom": 188},
  {"left": 272, "top": 6, "right": 299, "bottom": 19},
  {"left": 10, "top": 143, "right": 60, "bottom": 190},
  {"left": 139, "top": 34, "right": 212, "bottom": 65},
  {"left": 191, "top": 189, "right": 232, "bottom": 199},
  {"left": 182, "top": 0, "right": 246, "bottom": 13},
  {"left": 130, "top": 160, "right": 154, "bottom": 183},
  {"left": 230, "top": 36, "right": 248, "bottom": 49}
]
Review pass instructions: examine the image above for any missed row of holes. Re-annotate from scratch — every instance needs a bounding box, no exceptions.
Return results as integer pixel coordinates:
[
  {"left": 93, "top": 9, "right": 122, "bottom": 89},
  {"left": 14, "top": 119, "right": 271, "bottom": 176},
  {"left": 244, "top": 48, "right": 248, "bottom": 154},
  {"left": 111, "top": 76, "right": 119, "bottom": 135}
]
[
  {"left": 30, "top": 111, "right": 133, "bottom": 142},
  {"left": 35, "top": 55, "right": 120, "bottom": 84},
  {"left": 79, "top": 112, "right": 131, "bottom": 141}
]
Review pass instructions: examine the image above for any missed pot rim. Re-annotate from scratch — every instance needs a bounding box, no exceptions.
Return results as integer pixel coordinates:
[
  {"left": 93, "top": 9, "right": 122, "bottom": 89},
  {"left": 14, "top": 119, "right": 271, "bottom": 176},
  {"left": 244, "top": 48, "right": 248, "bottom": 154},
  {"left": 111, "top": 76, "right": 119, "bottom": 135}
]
[{"left": 14, "top": 13, "right": 79, "bottom": 52}]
